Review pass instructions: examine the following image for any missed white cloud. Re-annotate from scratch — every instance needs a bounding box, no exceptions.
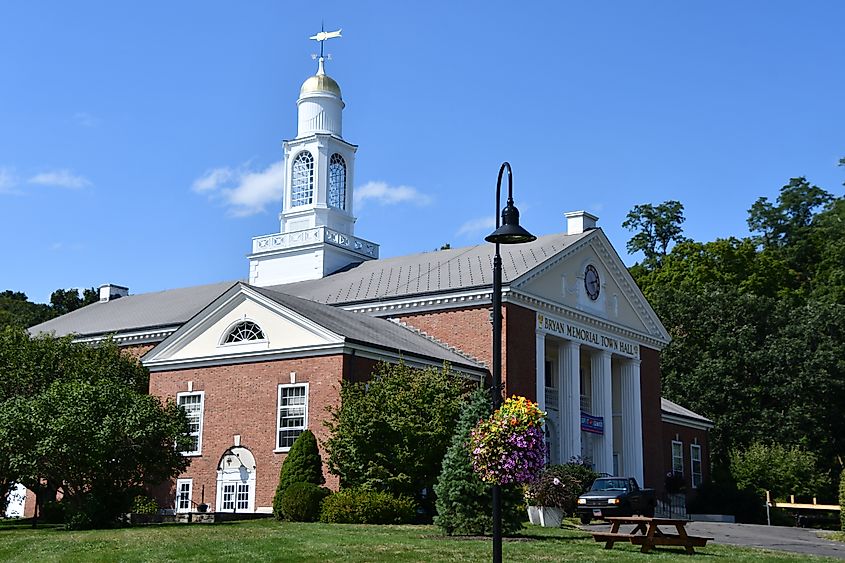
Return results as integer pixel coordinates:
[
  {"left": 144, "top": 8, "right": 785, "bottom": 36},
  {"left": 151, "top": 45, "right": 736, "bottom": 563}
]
[
  {"left": 28, "top": 170, "right": 92, "bottom": 189},
  {"left": 456, "top": 216, "right": 495, "bottom": 238},
  {"left": 354, "top": 181, "right": 432, "bottom": 207},
  {"left": 192, "top": 161, "right": 285, "bottom": 217},
  {"left": 0, "top": 167, "right": 18, "bottom": 193},
  {"left": 73, "top": 112, "right": 99, "bottom": 127}
]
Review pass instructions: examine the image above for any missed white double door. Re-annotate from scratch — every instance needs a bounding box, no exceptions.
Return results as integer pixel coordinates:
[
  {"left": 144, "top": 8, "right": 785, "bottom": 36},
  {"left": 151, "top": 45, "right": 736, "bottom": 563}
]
[{"left": 215, "top": 466, "right": 256, "bottom": 513}]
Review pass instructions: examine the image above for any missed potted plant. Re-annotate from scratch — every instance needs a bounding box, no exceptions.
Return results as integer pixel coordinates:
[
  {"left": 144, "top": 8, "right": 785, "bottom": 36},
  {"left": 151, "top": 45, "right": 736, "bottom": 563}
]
[
  {"left": 469, "top": 396, "right": 546, "bottom": 486},
  {"left": 526, "top": 465, "right": 585, "bottom": 527}
]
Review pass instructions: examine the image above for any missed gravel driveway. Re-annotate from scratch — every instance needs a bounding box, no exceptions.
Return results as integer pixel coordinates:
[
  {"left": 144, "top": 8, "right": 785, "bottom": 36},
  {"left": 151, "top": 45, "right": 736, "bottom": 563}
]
[{"left": 584, "top": 521, "right": 845, "bottom": 559}]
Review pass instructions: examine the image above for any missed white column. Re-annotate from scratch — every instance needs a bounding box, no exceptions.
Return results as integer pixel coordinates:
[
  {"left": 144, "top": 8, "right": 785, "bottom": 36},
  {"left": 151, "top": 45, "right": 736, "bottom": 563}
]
[
  {"left": 535, "top": 332, "right": 545, "bottom": 413},
  {"left": 591, "top": 350, "right": 614, "bottom": 475},
  {"left": 558, "top": 340, "right": 581, "bottom": 464},
  {"left": 621, "top": 358, "right": 644, "bottom": 485}
]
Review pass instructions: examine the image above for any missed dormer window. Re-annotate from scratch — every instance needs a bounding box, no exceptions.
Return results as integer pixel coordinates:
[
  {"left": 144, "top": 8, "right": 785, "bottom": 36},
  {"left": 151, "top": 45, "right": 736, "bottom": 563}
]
[{"left": 223, "top": 321, "right": 265, "bottom": 344}]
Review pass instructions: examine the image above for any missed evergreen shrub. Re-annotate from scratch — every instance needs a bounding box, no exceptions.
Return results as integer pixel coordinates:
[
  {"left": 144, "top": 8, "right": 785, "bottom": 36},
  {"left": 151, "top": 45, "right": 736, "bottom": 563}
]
[
  {"left": 272, "top": 430, "right": 325, "bottom": 520},
  {"left": 281, "top": 483, "right": 330, "bottom": 522},
  {"left": 320, "top": 488, "right": 416, "bottom": 524},
  {"left": 131, "top": 495, "right": 159, "bottom": 515},
  {"left": 526, "top": 465, "right": 589, "bottom": 515},
  {"left": 434, "top": 388, "right": 523, "bottom": 536}
]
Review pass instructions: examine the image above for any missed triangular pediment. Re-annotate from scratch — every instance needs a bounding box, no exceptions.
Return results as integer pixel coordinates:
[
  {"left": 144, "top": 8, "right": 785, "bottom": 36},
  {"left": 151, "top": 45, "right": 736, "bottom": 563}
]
[
  {"left": 512, "top": 230, "right": 670, "bottom": 345},
  {"left": 143, "top": 284, "right": 344, "bottom": 368}
]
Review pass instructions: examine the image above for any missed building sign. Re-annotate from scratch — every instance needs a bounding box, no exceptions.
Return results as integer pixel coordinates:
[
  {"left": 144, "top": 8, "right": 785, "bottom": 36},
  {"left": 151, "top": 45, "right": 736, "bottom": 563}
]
[
  {"left": 536, "top": 313, "right": 639, "bottom": 358},
  {"left": 581, "top": 412, "right": 604, "bottom": 434}
]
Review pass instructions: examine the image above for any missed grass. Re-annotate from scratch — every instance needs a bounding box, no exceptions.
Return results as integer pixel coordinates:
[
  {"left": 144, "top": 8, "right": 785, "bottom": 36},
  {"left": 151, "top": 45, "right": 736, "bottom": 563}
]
[{"left": 0, "top": 518, "right": 839, "bottom": 562}]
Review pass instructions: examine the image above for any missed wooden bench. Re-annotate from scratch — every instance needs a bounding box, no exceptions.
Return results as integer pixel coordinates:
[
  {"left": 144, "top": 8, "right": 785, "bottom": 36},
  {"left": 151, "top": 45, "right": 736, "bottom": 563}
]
[{"left": 592, "top": 516, "right": 712, "bottom": 554}]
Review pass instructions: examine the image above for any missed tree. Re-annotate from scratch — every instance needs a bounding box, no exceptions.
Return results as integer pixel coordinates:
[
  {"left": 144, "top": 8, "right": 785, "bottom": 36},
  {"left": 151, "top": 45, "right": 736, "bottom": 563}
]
[
  {"left": 434, "top": 388, "right": 523, "bottom": 536},
  {"left": 0, "top": 327, "right": 190, "bottom": 528},
  {"left": 324, "top": 362, "right": 465, "bottom": 517},
  {"left": 0, "top": 291, "right": 52, "bottom": 330},
  {"left": 622, "top": 200, "right": 687, "bottom": 268},
  {"left": 49, "top": 288, "right": 98, "bottom": 316},
  {"left": 748, "top": 177, "right": 833, "bottom": 251},
  {"left": 729, "top": 442, "right": 829, "bottom": 499},
  {"left": 272, "top": 429, "right": 324, "bottom": 520}
]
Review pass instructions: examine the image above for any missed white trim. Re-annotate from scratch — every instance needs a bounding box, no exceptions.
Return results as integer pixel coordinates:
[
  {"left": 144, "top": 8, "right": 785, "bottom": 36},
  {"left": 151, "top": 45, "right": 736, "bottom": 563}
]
[
  {"left": 690, "top": 444, "right": 703, "bottom": 489},
  {"left": 343, "top": 288, "right": 494, "bottom": 315},
  {"left": 73, "top": 326, "right": 179, "bottom": 346},
  {"left": 217, "top": 317, "right": 268, "bottom": 346},
  {"left": 175, "top": 478, "right": 193, "bottom": 513},
  {"left": 276, "top": 382, "right": 309, "bottom": 452},
  {"left": 661, "top": 412, "right": 714, "bottom": 431},
  {"left": 176, "top": 391, "right": 204, "bottom": 456}
]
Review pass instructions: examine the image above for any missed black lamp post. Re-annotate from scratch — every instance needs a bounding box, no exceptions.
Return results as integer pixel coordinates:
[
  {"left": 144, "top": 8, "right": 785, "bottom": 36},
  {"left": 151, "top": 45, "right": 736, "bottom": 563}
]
[{"left": 484, "top": 162, "right": 536, "bottom": 563}]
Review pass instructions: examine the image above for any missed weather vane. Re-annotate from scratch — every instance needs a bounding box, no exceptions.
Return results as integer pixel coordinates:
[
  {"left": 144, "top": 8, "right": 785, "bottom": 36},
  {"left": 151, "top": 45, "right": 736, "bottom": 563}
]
[{"left": 309, "top": 24, "right": 342, "bottom": 60}]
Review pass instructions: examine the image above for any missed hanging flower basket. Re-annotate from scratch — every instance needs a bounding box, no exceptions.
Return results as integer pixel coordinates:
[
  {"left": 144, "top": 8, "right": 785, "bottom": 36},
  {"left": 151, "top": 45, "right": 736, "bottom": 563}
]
[{"left": 469, "top": 395, "right": 546, "bottom": 485}]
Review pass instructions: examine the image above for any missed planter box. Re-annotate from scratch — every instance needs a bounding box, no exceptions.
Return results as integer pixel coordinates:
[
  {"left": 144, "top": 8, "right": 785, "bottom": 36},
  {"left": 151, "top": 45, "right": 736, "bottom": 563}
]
[{"left": 527, "top": 506, "right": 563, "bottom": 527}]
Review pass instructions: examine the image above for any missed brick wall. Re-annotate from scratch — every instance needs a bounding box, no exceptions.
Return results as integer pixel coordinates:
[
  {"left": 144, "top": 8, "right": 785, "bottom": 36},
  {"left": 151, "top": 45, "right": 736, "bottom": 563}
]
[
  {"left": 149, "top": 355, "right": 345, "bottom": 512},
  {"left": 661, "top": 421, "right": 710, "bottom": 497},
  {"left": 640, "top": 346, "right": 663, "bottom": 491}
]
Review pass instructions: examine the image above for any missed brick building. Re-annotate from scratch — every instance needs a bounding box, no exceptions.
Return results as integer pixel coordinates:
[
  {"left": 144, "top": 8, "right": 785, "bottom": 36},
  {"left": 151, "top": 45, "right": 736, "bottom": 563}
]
[{"left": 24, "top": 51, "right": 711, "bottom": 517}]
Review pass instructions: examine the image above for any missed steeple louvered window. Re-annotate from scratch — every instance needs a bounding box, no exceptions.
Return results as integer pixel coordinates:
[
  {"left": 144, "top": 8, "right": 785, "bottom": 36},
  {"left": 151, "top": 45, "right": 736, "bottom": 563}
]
[
  {"left": 328, "top": 153, "right": 346, "bottom": 210},
  {"left": 291, "top": 151, "right": 314, "bottom": 207}
]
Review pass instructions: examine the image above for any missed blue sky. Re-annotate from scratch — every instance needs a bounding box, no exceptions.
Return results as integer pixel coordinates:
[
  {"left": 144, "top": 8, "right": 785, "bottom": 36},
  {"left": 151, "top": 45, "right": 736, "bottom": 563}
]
[{"left": 2, "top": 1, "right": 843, "bottom": 303}]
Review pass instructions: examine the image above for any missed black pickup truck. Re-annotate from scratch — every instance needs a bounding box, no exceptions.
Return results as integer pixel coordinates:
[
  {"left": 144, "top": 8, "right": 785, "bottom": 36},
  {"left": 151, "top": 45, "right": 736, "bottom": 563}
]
[{"left": 576, "top": 477, "right": 655, "bottom": 524}]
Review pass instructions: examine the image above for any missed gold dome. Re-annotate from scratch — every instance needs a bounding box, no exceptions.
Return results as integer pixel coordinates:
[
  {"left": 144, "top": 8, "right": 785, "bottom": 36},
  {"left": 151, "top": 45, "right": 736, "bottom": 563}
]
[{"left": 300, "top": 64, "right": 342, "bottom": 98}]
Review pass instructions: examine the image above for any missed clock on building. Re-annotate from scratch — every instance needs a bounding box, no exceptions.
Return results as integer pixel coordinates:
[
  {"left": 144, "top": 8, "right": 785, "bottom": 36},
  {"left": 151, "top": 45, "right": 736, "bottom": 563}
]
[{"left": 584, "top": 264, "right": 600, "bottom": 300}]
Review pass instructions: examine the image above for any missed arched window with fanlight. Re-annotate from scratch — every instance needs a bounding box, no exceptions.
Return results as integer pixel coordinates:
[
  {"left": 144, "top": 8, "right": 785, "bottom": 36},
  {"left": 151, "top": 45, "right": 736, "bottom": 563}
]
[
  {"left": 328, "top": 153, "right": 346, "bottom": 210},
  {"left": 290, "top": 151, "right": 314, "bottom": 207},
  {"left": 223, "top": 321, "right": 265, "bottom": 344}
]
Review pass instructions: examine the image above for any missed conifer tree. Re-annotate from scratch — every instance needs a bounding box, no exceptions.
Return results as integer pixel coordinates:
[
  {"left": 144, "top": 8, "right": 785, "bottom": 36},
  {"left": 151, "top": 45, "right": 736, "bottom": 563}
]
[
  {"left": 272, "top": 429, "right": 325, "bottom": 520},
  {"left": 434, "top": 388, "right": 524, "bottom": 536}
]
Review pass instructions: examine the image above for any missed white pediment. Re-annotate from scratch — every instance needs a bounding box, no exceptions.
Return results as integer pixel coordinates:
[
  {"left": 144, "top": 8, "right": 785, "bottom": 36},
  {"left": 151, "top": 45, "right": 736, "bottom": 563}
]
[
  {"left": 512, "top": 230, "right": 669, "bottom": 345},
  {"left": 144, "top": 284, "right": 343, "bottom": 366}
]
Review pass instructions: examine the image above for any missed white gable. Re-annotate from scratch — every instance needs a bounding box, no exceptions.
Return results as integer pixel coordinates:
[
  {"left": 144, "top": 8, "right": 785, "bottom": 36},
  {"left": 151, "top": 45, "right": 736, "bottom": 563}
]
[
  {"left": 512, "top": 230, "right": 669, "bottom": 345},
  {"left": 144, "top": 285, "right": 343, "bottom": 367}
]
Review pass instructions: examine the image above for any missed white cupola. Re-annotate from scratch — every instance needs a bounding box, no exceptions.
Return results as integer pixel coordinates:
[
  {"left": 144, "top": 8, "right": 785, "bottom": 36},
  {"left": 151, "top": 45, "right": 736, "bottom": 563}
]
[{"left": 248, "top": 48, "right": 379, "bottom": 287}]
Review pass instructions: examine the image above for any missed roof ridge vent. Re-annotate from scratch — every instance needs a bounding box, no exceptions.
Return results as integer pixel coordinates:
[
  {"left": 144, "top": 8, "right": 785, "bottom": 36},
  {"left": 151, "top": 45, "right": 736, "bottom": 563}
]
[{"left": 564, "top": 210, "right": 598, "bottom": 235}]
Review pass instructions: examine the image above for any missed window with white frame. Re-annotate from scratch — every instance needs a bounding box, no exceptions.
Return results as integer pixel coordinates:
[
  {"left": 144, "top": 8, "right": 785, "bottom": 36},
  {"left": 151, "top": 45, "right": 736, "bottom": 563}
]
[
  {"left": 290, "top": 151, "right": 314, "bottom": 207},
  {"left": 328, "top": 153, "right": 346, "bottom": 209},
  {"left": 176, "top": 479, "right": 192, "bottom": 513},
  {"left": 177, "top": 391, "right": 204, "bottom": 455},
  {"left": 223, "top": 321, "right": 265, "bottom": 344},
  {"left": 277, "top": 383, "right": 308, "bottom": 451},
  {"left": 690, "top": 444, "right": 703, "bottom": 488},
  {"left": 671, "top": 440, "right": 684, "bottom": 476},
  {"left": 221, "top": 483, "right": 235, "bottom": 511}
]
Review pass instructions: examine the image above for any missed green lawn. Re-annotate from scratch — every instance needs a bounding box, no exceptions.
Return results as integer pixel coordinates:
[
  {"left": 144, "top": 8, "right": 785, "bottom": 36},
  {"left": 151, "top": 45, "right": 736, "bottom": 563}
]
[{"left": 0, "top": 518, "right": 837, "bottom": 562}]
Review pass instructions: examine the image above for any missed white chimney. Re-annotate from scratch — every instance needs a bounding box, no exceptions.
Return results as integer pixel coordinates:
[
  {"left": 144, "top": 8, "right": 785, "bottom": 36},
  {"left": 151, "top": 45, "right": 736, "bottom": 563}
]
[
  {"left": 99, "top": 284, "right": 129, "bottom": 302},
  {"left": 565, "top": 211, "right": 598, "bottom": 235}
]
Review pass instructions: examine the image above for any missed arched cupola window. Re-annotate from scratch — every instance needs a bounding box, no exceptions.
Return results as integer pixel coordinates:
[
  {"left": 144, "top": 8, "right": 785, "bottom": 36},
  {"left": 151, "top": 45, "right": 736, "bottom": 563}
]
[
  {"left": 290, "top": 151, "right": 314, "bottom": 207},
  {"left": 328, "top": 153, "right": 346, "bottom": 210},
  {"left": 223, "top": 321, "right": 265, "bottom": 344}
]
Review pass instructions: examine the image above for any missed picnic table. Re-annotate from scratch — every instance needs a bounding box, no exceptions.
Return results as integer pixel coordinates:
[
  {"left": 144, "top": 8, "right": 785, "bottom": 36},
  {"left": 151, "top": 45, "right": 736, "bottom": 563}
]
[{"left": 592, "top": 516, "right": 712, "bottom": 554}]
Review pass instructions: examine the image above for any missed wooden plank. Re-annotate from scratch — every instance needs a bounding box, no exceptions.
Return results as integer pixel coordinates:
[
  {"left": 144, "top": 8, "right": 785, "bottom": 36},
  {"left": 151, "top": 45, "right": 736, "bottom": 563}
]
[
  {"left": 774, "top": 502, "right": 840, "bottom": 511},
  {"left": 592, "top": 533, "right": 638, "bottom": 541}
]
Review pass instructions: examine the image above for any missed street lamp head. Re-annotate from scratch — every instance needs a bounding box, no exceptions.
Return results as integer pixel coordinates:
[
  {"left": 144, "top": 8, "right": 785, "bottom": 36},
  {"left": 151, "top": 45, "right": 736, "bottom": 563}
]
[{"left": 485, "top": 202, "right": 537, "bottom": 244}]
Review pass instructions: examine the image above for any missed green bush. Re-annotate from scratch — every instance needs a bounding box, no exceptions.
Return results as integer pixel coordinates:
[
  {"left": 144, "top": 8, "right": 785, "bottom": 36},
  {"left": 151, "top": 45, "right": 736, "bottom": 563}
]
[
  {"left": 729, "top": 442, "right": 829, "bottom": 499},
  {"left": 434, "top": 388, "right": 523, "bottom": 536},
  {"left": 688, "top": 479, "right": 765, "bottom": 524},
  {"left": 131, "top": 495, "right": 159, "bottom": 515},
  {"left": 526, "top": 464, "right": 593, "bottom": 515},
  {"left": 281, "top": 482, "right": 331, "bottom": 522},
  {"left": 272, "top": 429, "right": 325, "bottom": 520},
  {"left": 320, "top": 488, "right": 416, "bottom": 524},
  {"left": 839, "top": 473, "right": 845, "bottom": 531}
]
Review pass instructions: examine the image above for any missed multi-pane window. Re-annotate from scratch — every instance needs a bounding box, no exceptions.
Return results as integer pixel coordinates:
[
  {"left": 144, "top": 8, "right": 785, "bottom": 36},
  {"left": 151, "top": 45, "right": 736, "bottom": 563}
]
[
  {"left": 290, "top": 151, "right": 314, "bottom": 207},
  {"left": 277, "top": 383, "right": 308, "bottom": 450},
  {"left": 328, "top": 153, "right": 346, "bottom": 209},
  {"left": 223, "top": 321, "right": 265, "bottom": 344},
  {"left": 177, "top": 392, "right": 204, "bottom": 455},
  {"left": 237, "top": 484, "right": 249, "bottom": 511},
  {"left": 221, "top": 484, "right": 235, "bottom": 511},
  {"left": 690, "top": 444, "right": 703, "bottom": 488},
  {"left": 671, "top": 440, "right": 684, "bottom": 476},
  {"left": 176, "top": 479, "right": 192, "bottom": 513}
]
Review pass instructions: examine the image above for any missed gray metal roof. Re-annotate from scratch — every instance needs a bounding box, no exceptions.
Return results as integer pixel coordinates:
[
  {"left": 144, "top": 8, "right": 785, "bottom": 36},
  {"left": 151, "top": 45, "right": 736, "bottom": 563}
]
[
  {"left": 661, "top": 398, "right": 713, "bottom": 426},
  {"left": 29, "top": 281, "right": 238, "bottom": 338},
  {"left": 249, "top": 285, "right": 485, "bottom": 370},
  {"left": 27, "top": 232, "right": 586, "bottom": 339},
  {"left": 271, "top": 232, "right": 586, "bottom": 305}
]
